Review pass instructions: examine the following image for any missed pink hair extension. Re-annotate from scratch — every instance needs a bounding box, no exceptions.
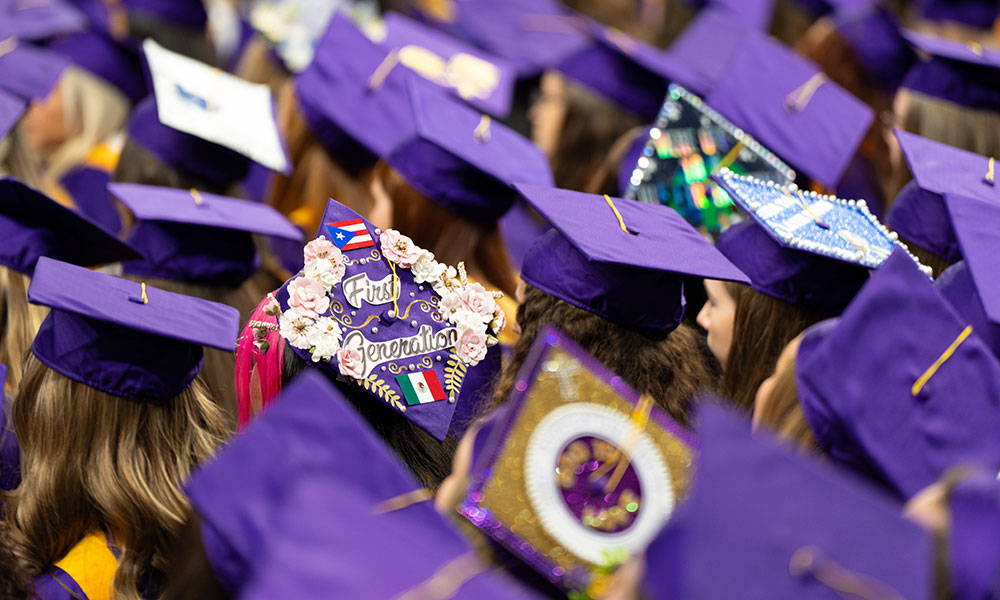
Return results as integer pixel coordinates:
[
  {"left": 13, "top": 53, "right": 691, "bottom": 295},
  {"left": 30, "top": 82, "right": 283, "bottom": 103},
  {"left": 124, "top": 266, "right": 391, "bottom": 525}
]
[{"left": 234, "top": 291, "right": 285, "bottom": 430}]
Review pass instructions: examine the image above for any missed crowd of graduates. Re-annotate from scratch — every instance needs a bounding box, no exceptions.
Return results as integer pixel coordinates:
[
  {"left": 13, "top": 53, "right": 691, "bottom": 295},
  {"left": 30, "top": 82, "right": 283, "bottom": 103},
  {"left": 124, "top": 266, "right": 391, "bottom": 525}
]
[{"left": 1, "top": 0, "right": 1000, "bottom": 598}]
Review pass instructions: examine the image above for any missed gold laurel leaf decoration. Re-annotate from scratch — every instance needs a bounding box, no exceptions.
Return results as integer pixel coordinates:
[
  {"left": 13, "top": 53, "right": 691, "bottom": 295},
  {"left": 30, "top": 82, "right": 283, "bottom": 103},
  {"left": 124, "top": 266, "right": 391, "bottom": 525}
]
[
  {"left": 444, "top": 352, "right": 468, "bottom": 401},
  {"left": 358, "top": 375, "right": 405, "bottom": 412}
]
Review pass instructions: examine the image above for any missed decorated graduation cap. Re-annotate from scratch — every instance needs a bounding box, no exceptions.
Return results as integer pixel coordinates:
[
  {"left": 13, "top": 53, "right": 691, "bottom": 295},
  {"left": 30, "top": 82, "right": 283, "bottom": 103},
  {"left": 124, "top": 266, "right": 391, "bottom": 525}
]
[
  {"left": 795, "top": 249, "right": 1000, "bottom": 500},
  {"left": 0, "top": 177, "right": 139, "bottom": 276},
  {"left": 947, "top": 470, "right": 1000, "bottom": 600},
  {"left": 832, "top": 2, "right": 916, "bottom": 92},
  {"left": 459, "top": 327, "right": 696, "bottom": 597},
  {"left": 272, "top": 199, "right": 506, "bottom": 441},
  {"left": 0, "top": 40, "right": 69, "bottom": 100},
  {"left": 49, "top": 30, "right": 146, "bottom": 103},
  {"left": 246, "top": 0, "right": 342, "bottom": 73},
  {"left": 886, "top": 130, "right": 998, "bottom": 263},
  {"left": 644, "top": 402, "right": 932, "bottom": 600},
  {"left": 125, "top": 96, "right": 252, "bottom": 189},
  {"left": 914, "top": 0, "right": 999, "bottom": 28},
  {"left": 516, "top": 184, "right": 749, "bottom": 337},
  {"left": 625, "top": 84, "right": 795, "bottom": 236},
  {"left": 385, "top": 79, "right": 553, "bottom": 224},
  {"left": 142, "top": 39, "right": 289, "bottom": 174},
  {"left": 0, "top": 89, "right": 24, "bottom": 140},
  {"left": 901, "top": 30, "right": 1000, "bottom": 110},
  {"left": 705, "top": 34, "right": 873, "bottom": 189},
  {"left": 712, "top": 169, "right": 929, "bottom": 315},
  {"left": 376, "top": 12, "right": 517, "bottom": 117},
  {"left": 110, "top": 183, "right": 302, "bottom": 286},
  {"left": 27, "top": 257, "right": 240, "bottom": 401},
  {"left": 0, "top": 0, "right": 87, "bottom": 40}
]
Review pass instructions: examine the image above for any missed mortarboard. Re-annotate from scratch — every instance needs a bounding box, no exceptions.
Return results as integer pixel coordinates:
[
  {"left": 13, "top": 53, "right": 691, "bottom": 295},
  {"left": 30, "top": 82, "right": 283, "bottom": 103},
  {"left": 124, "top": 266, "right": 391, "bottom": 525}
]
[
  {"left": 948, "top": 470, "right": 1000, "bottom": 600},
  {"left": 142, "top": 38, "right": 290, "bottom": 174},
  {"left": 644, "top": 402, "right": 932, "bottom": 600},
  {"left": 886, "top": 130, "right": 998, "bottom": 263},
  {"left": 515, "top": 184, "right": 749, "bottom": 337},
  {"left": 661, "top": 5, "right": 756, "bottom": 97},
  {"left": 795, "top": 249, "right": 1000, "bottom": 500},
  {"left": 49, "top": 30, "right": 146, "bottom": 103},
  {"left": 937, "top": 261, "right": 1000, "bottom": 360},
  {"left": 706, "top": 34, "right": 874, "bottom": 188},
  {"left": 122, "top": 0, "right": 207, "bottom": 29},
  {"left": 0, "top": 177, "right": 139, "bottom": 276},
  {"left": 125, "top": 96, "right": 251, "bottom": 189},
  {"left": 385, "top": 79, "right": 553, "bottom": 224},
  {"left": 914, "top": 0, "right": 999, "bottom": 28},
  {"left": 702, "top": 0, "right": 776, "bottom": 30},
  {"left": 246, "top": 0, "right": 343, "bottom": 74},
  {"left": 0, "top": 40, "right": 70, "bottom": 100},
  {"left": 713, "top": 169, "right": 929, "bottom": 315},
  {"left": 832, "top": 3, "right": 916, "bottom": 92},
  {"left": 0, "top": 0, "right": 87, "bottom": 41},
  {"left": 0, "top": 89, "right": 24, "bottom": 140},
  {"left": 270, "top": 198, "right": 506, "bottom": 441},
  {"left": 460, "top": 326, "right": 696, "bottom": 596},
  {"left": 376, "top": 12, "right": 517, "bottom": 118},
  {"left": 110, "top": 183, "right": 302, "bottom": 286},
  {"left": 901, "top": 30, "right": 1000, "bottom": 110},
  {"left": 27, "top": 257, "right": 240, "bottom": 402}
]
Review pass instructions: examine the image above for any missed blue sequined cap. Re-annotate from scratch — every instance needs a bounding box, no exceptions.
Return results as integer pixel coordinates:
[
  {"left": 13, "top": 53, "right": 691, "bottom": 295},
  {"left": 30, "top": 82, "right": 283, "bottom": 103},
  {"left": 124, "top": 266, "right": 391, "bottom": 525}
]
[{"left": 713, "top": 168, "right": 931, "bottom": 275}]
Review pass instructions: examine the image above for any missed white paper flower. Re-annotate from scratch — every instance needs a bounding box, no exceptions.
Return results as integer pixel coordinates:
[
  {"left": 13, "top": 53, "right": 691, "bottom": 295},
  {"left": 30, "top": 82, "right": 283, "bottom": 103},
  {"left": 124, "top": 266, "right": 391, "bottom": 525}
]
[
  {"left": 431, "top": 265, "right": 460, "bottom": 296},
  {"left": 307, "top": 317, "right": 343, "bottom": 362},
  {"left": 490, "top": 305, "right": 506, "bottom": 336},
  {"left": 454, "top": 308, "right": 489, "bottom": 334},
  {"left": 278, "top": 309, "right": 314, "bottom": 350},
  {"left": 303, "top": 257, "right": 344, "bottom": 290},
  {"left": 411, "top": 250, "right": 446, "bottom": 285},
  {"left": 379, "top": 229, "right": 421, "bottom": 267},
  {"left": 439, "top": 290, "right": 465, "bottom": 322}
]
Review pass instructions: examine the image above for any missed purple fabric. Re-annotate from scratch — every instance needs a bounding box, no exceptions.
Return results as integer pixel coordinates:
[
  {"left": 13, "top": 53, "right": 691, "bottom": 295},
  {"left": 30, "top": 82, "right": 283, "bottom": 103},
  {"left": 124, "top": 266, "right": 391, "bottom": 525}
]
[
  {"left": 916, "top": 0, "right": 1000, "bottom": 27},
  {"left": 946, "top": 193, "right": 1000, "bottom": 337},
  {"left": 0, "top": 368, "right": 20, "bottom": 492},
  {"left": 123, "top": 0, "right": 207, "bottom": 29},
  {"left": 710, "top": 0, "right": 776, "bottom": 29},
  {"left": 516, "top": 184, "right": 749, "bottom": 336},
  {"left": 0, "top": 43, "right": 69, "bottom": 100},
  {"left": 707, "top": 34, "right": 873, "bottom": 188},
  {"left": 28, "top": 257, "right": 240, "bottom": 402},
  {"left": 0, "top": 0, "right": 87, "bottom": 41},
  {"left": 199, "top": 519, "right": 244, "bottom": 594},
  {"left": 836, "top": 153, "right": 886, "bottom": 219},
  {"left": 126, "top": 96, "right": 251, "bottom": 188},
  {"left": 48, "top": 31, "right": 146, "bottom": 104},
  {"left": 32, "top": 566, "right": 89, "bottom": 600},
  {"left": 380, "top": 12, "right": 517, "bottom": 117},
  {"left": 185, "top": 371, "right": 423, "bottom": 598},
  {"left": 386, "top": 79, "right": 553, "bottom": 224},
  {"left": 0, "top": 177, "right": 138, "bottom": 276},
  {"left": 796, "top": 249, "right": 1000, "bottom": 500},
  {"left": 886, "top": 180, "right": 960, "bottom": 262},
  {"left": 557, "top": 20, "right": 682, "bottom": 118},
  {"left": 645, "top": 402, "right": 932, "bottom": 600},
  {"left": 949, "top": 470, "right": 1000, "bottom": 600},
  {"left": 663, "top": 6, "right": 755, "bottom": 97},
  {"left": 792, "top": 0, "right": 833, "bottom": 16},
  {"left": 833, "top": 4, "right": 915, "bottom": 92},
  {"left": 937, "top": 261, "right": 1000, "bottom": 360},
  {"left": 901, "top": 30, "right": 1000, "bottom": 110},
  {"left": 449, "top": 342, "right": 501, "bottom": 437},
  {"left": 716, "top": 219, "right": 871, "bottom": 316},
  {"left": 498, "top": 199, "right": 549, "bottom": 272},
  {"left": 242, "top": 160, "right": 272, "bottom": 204},
  {"left": 0, "top": 88, "right": 24, "bottom": 140},
  {"left": 895, "top": 129, "right": 999, "bottom": 202},
  {"left": 60, "top": 166, "right": 120, "bottom": 235}
]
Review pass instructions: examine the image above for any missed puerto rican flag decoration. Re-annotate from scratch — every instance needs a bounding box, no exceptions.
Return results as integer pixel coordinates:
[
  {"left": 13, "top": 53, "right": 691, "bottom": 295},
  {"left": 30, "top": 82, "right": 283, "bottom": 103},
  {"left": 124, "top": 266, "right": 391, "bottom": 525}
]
[
  {"left": 324, "top": 218, "right": 375, "bottom": 251},
  {"left": 396, "top": 370, "right": 447, "bottom": 406}
]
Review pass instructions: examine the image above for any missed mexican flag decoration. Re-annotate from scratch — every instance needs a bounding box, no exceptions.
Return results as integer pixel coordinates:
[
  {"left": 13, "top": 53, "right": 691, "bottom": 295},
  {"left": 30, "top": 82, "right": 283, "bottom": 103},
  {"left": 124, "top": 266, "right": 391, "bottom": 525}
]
[{"left": 396, "top": 370, "right": 447, "bottom": 406}]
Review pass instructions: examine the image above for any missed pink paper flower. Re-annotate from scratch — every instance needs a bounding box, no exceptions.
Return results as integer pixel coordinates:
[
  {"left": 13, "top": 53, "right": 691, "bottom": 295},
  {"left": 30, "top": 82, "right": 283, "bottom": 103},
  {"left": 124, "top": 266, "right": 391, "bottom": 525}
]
[
  {"left": 455, "top": 326, "right": 488, "bottom": 366},
  {"left": 337, "top": 347, "right": 365, "bottom": 379},
  {"left": 304, "top": 236, "right": 342, "bottom": 263},
  {"left": 286, "top": 276, "right": 331, "bottom": 319},
  {"left": 462, "top": 282, "right": 496, "bottom": 323},
  {"left": 491, "top": 305, "right": 506, "bottom": 335},
  {"left": 379, "top": 229, "right": 421, "bottom": 267}
]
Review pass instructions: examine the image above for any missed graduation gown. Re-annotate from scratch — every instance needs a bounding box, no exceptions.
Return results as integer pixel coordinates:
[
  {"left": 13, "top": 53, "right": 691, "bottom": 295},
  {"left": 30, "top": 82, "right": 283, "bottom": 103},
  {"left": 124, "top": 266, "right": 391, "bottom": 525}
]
[{"left": 31, "top": 532, "right": 118, "bottom": 600}]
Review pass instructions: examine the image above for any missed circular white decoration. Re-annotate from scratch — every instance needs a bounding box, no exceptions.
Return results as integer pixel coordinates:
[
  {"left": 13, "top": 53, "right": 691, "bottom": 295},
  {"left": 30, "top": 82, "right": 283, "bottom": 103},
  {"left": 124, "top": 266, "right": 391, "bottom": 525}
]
[{"left": 524, "top": 402, "right": 675, "bottom": 565}]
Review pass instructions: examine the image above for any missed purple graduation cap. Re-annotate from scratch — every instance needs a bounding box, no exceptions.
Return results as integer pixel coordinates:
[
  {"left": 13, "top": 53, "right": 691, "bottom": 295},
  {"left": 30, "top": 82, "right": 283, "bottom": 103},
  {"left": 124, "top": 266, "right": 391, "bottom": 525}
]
[
  {"left": 914, "top": 0, "right": 999, "bottom": 28},
  {"left": 125, "top": 96, "right": 251, "bottom": 189},
  {"left": 706, "top": 34, "right": 874, "bottom": 189},
  {"left": 713, "top": 168, "right": 930, "bottom": 315},
  {"left": 556, "top": 19, "right": 683, "bottom": 118},
  {"left": 644, "top": 402, "right": 932, "bottom": 600},
  {"left": 937, "top": 261, "right": 1000, "bottom": 360},
  {"left": 947, "top": 470, "right": 1000, "bottom": 600},
  {"left": 27, "top": 257, "right": 240, "bottom": 401},
  {"left": 886, "top": 130, "right": 998, "bottom": 263},
  {"left": 661, "top": 6, "right": 757, "bottom": 97},
  {"left": 795, "top": 249, "right": 1000, "bottom": 500},
  {"left": 271, "top": 198, "right": 506, "bottom": 441},
  {"left": 48, "top": 30, "right": 146, "bottom": 103},
  {"left": 295, "top": 13, "right": 444, "bottom": 173},
  {"left": 515, "top": 184, "right": 749, "bottom": 337},
  {"left": 109, "top": 183, "right": 302, "bottom": 286},
  {"left": 832, "top": 2, "right": 916, "bottom": 92},
  {"left": 0, "top": 40, "right": 69, "bottom": 100},
  {"left": 901, "top": 30, "right": 1000, "bottom": 110},
  {"left": 378, "top": 12, "right": 517, "bottom": 117},
  {"left": 0, "top": 177, "right": 139, "bottom": 276},
  {"left": 460, "top": 326, "right": 696, "bottom": 595},
  {"left": 0, "top": 0, "right": 87, "bottom": 41},
  {"left": 385, "top": 79, "right": 553, "bottom": 224},
  {"left": 705, "top": 0, "right": 776, "bottom": 30},
  {"left": 121, "top": 0, "right": 207, "bottom": 29},
  {"left": 0, "top": 89, "right": 24, "bottom": 140}
]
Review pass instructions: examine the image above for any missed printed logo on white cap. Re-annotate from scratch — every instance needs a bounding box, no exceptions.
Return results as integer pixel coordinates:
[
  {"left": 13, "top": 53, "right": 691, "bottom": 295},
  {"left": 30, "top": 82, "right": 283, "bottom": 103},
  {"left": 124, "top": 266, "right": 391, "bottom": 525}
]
[{"left": 142, "top": 39, "right": 289, "bottom": 173}]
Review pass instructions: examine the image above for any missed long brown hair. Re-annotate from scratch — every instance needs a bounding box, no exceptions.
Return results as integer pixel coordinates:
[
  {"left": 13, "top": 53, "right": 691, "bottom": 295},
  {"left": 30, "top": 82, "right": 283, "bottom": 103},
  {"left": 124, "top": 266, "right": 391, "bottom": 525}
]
[
  {"left": 752, "top": 334, "right": 821, "bottom": 453},
  {"left": 0, "top": 267, "right": 48, "bottom": 393},
  {"left": 3, "top": 353, "right": 228, "bottom": 600},
  {"left": 493, "top": 284, "right": 719, "bottom": 427},
  {"left": 720, "top": 283, "right": 824, "bottom": 413},
  {"left": 376, "top": 161, "right": 518, "bottom": 298}
]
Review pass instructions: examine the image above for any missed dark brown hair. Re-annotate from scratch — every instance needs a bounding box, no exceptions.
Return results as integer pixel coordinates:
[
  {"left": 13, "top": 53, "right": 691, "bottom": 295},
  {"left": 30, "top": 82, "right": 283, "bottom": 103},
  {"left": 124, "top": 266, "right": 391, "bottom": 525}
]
[
  {"left": 894, "top": 233, "right": 954, "bottom": 279},
  {"left": 752, "top": 334, "right": 822, "bottom": 453},
  {"left": 376, "top": 161, "right": 518, "bottom": 298},
  {"left": 769, "top": 0, "right": 818, "bottom": 46},
  {"left": 584, "top": 125, "right": 647, "bottom": 197},
  {"left": 720, "top": 283, "right": 824, "bottom": 413},
  {"left": 493, "top": 284, "right": 719, "bottom": 427}
]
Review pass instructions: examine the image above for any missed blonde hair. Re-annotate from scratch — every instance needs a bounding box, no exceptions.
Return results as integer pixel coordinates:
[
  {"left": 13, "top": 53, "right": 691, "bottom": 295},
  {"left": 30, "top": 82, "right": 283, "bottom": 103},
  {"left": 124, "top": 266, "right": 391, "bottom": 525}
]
[
  {"left": 41, "top": 66, "right": 130, "bottom": 190},
  {"left": 3, "top": 353, "right": 228, "bottom": 600},
  {"left": 0, "top": 126, "right": 44, "bottom": 190},
  {"left": 897, "top": 88, "right": 1000, "bottom": 161},
  {"left": 0, "top": 267, "right": 48, "bottom": 393},
  {"left": 753, "top": 334, "right": 822, "bottom": 453}
]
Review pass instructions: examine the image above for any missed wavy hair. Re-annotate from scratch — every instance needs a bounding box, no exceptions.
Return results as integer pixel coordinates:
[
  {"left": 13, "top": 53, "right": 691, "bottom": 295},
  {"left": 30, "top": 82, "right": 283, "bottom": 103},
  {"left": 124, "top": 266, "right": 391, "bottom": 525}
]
[{"left": 0, "top": 267, "right": 49, "bottom": 393}]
